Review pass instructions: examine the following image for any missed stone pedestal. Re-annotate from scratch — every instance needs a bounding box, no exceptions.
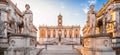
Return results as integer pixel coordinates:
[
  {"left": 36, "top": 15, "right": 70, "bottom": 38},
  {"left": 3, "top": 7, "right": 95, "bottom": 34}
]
[
  {"left": 112, "top": 37, "right": 120, "bottom": 55},
  {"left": 82, "top": 34, "right": 115, "bottom": 55},
  {"left": 0, "top": 37, "right": 9, "bottom": 48},
  {"left": 5, "top": 34, "right": 37, "bottom": 55}
]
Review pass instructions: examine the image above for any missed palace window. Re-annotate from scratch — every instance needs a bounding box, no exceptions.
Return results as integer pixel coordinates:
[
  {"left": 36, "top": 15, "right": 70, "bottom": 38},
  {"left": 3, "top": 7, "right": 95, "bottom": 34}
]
[
  {"left": 53, "top": 35, "right": 55, "bottom": 38},
  {"left": 65, "top": 35, "right": 66, "bottom": 38},
  {"left": 41, "top": 29, "right": 44, "bottom": 37},
  {"left": 64, "top": 29, "right": 67, "bottom": 38},
  {"left": 48, "top": 30, "right": 51, "bottom": 38},
  {"left": 40, "top": 29, "right": 45, "bottom": 38},
  {"left": 70, "top": 35, "right": 72, "bottom": 38},
  {"left": 48, "top": 35, "right": 50, "bottom": 38},
  {"left": 58, "top": 29, "right": 62, "bottom": 37},
  {"left": 76, "top": 34, "right": 78, "bottom": 38},
  {"left": 76, "top": 29, "right": 78, "bottom": 38}
]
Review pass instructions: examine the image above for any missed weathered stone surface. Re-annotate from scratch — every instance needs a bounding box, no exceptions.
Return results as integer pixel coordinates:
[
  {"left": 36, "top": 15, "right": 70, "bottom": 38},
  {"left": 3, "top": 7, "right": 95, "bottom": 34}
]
[
  {"left": 40, "top": 45, "right": 80, "bottom": 55},
  {"left": 82, "top": 34, "right": 115, "bottom": 55}
]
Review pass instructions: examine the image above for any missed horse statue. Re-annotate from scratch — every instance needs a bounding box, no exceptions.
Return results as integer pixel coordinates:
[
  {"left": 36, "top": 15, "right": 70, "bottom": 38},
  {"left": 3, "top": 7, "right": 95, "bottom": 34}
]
[{"left": 1, "top": 3, "right": 24, "bottom": 35}]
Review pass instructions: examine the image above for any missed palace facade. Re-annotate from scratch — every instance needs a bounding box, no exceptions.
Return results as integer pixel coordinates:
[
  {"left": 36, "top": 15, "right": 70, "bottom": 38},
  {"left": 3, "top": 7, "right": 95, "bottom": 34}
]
[{"left": 39, "top": 14, "right": 81, "bottom": 45}]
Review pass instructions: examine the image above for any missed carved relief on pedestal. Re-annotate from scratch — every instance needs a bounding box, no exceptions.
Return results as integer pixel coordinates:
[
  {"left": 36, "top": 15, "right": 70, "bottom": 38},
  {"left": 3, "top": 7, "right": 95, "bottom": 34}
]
[
  {"left": 95, "top": 38, "right": 109, "bottom": 47},
  {"left": 30, "top": 38, "right": 35, "bottom": 46},
  {"left": 9, "top": 40, "right": 15, "bottom": 47}
]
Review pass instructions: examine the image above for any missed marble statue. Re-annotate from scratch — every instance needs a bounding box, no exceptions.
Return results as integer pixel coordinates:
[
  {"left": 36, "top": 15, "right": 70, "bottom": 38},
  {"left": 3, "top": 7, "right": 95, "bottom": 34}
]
[
  {"left": 87, "top": 4, "right": 96, "bottom": 35},
  {"left": 23, "top": 4, "right": 33, "bottom": 34}
]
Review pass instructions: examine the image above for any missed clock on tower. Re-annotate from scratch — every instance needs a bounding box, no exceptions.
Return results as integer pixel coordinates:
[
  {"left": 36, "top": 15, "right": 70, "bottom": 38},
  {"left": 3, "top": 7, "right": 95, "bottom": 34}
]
[{"left": 58, "top": 14, "right": 62, "bottom": 26}]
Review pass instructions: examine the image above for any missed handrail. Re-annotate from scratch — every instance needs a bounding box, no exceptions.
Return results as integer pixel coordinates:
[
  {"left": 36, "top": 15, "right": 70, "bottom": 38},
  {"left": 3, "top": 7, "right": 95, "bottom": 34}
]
[{"left": 36, "top": 48, "right": 44, "bottom": 55}]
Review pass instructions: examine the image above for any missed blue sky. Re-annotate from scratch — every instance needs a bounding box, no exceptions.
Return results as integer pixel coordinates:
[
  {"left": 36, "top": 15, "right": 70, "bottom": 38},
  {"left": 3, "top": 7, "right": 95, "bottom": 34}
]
[{"left": 11, "top": 0, "right": 108, "bottom": 35}]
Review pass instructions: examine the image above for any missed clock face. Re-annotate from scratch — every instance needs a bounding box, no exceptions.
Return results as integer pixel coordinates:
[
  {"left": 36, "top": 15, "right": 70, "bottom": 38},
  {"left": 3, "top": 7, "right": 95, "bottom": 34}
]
[{"left": 59, "top": 20, "right": 62, "bottom": 22}]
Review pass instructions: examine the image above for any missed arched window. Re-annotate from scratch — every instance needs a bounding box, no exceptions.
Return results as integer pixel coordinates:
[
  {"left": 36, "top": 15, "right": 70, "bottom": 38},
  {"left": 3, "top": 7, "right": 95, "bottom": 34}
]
[
  {"left": 69, "top": 29, "right": 72, "bottom": 38},
  {"left": 58, "top": 29, "right": 62, "bottom": 36},
  {"left": 48, "top": 30, "right": 51, "bottom": 38},
  {"left": 76, "top": 29, "right": 78, "bottom": 38},
  {"left": 74, "top": 29, "right": 79, "bottom": 38},
  {"left": 64, "top": 29, "right": 67, "bottom": 38},
  {"left": 40, "top": 29, "right": 45, "bottom": 38},
  {"left": 42, "top": 29, "right": 44, "bottom": 37}
]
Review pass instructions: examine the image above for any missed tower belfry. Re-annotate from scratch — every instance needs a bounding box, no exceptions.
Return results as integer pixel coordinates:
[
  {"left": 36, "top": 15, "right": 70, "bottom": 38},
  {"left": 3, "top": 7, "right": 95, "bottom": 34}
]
[{"left": 58, "top": 13, "right": 62, "bottom": 26}]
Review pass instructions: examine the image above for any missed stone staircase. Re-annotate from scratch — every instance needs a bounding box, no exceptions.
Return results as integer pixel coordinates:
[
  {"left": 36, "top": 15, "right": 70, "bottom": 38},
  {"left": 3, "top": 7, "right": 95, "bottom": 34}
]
[{"left": 39, "top": 45, "right": 80, "bottom": 55}]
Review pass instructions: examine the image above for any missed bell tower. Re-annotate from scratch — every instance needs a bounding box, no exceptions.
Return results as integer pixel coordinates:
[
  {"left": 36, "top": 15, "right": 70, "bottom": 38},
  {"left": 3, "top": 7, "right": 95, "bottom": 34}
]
[{"left": 58, "top": 13, "right": 62, "bottom": 26}]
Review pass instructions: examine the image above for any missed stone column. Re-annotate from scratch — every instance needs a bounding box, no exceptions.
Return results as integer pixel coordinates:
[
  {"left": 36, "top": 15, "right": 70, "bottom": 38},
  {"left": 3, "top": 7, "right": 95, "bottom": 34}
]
[
  {"left": 78, "top": 30, "right": 80, "bottom": 38},
  {"left": 56, "top": 29, "right": 58, "bottom": 38},
  {"left": 67, "top": 29, "right": 69, "bottom": 38},
  {"left": 51, "top": 30, "right": 53, "bottom": 38},
  {"left": 62, "top": 29, "right": 64, "bottom": 38},
  {"left": 72, "top": 30, "right": 74, "bottom": 38},
  {"left": 46, "top": 30, "right": 48, "bottom": 38}
]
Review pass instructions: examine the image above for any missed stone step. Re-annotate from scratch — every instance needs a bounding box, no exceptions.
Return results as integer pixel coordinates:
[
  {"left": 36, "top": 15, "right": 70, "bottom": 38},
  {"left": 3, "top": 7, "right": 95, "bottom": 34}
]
[
  {"left": 40, "top": 50, "right": 80, "bottom": 55},
  {"left": 41, "top": 50, "right": 79, "bottom": 54},
  {"left": 46, "top": 45, "right": 73, "bottom": 50},
  {"left": 40, "top": 53, "right": 80, "bottom": 55}
]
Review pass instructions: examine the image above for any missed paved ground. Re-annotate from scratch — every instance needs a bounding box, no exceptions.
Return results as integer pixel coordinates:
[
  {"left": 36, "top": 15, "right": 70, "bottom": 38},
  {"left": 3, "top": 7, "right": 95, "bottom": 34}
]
[{"left": 38, "top": 45, "right": 81, "bottom": 55}]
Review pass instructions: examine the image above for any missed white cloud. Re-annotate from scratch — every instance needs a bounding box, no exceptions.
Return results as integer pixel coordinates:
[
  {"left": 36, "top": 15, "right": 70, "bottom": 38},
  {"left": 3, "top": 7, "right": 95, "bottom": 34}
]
[
  {"left": 88, "top": 0, "right": 97, "bottom": 5},
  {"left": 82, "top": 0, "right": 97, "bottom": 14},
  {"left": 83, "top": 6, "right": 89, "bottom": 14}
]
